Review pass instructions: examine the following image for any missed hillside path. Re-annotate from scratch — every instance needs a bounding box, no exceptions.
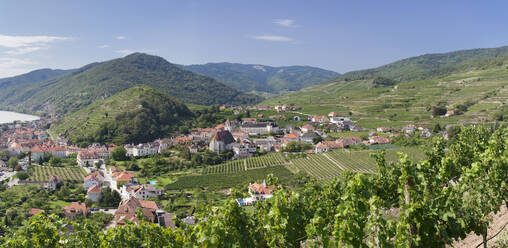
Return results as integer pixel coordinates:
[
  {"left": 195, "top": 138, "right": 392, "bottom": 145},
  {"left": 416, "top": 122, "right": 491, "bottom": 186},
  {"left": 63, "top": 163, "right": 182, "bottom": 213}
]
[{"left": 322, "top": 153, "right": 345, "bottom": 171}]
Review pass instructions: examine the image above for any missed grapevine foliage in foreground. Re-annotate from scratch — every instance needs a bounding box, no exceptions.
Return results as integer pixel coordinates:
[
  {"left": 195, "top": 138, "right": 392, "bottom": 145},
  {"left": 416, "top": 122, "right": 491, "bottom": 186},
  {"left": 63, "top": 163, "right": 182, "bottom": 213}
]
[{"left": 1, "top": 126, "right": 507, "bottom": 248}]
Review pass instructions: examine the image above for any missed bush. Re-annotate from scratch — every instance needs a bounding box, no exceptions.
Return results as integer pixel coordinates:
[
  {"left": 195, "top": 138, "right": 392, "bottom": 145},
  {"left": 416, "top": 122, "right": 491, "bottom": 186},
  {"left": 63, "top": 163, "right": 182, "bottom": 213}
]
[{"left": 15, "top": 172, "right": 29, "bottom": 180}]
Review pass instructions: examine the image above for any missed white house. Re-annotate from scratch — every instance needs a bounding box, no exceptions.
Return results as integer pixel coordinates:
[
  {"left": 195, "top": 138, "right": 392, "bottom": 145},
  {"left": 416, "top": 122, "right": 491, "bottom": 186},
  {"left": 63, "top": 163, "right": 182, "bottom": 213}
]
[
  {"left": 240, "top": 122, "right": 279, "bottom": 135},
  {"left": 248, "top": 181, "right": 274, "bottom": 200},
  {"left": 86, "top": 185, "right": 102, "bottom": 202},
  {"left": 124, "top": 143, "right": 159, "bottom": 157},
  {"left": 77, "top": 152, "right": 102, "bottom": 167},
  {"left": 43, "top": 175, "right": 62, "bottom": 191},
  {"left": 125, "top": 184, "right": 162, "bottom": 200},
  {"left": 83, "top": 172, "right": 103, "bottom": 190},
  {"left": 312, "top": 115, "right": 328, "bottom": 123}
]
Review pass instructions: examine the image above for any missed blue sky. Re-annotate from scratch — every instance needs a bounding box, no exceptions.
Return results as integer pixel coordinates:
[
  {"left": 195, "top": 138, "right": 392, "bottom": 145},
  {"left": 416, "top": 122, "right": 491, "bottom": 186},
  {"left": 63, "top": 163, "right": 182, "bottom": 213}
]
[{"left": 0, "top": 0, "right": 507, "bottom": 77}]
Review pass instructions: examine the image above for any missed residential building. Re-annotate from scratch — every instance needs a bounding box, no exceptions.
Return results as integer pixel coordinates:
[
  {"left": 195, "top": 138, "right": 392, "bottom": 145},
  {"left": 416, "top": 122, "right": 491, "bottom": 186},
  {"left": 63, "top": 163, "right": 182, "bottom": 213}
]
[
  {"left": 113, "top": 197, "right": 159, "bottom": 225},
  {"left": 368, "top": 136, "right": 390, "bottom": 145},
  {"left": 83, "top": 172, "right": 103, "bottom": 190},
  {"left": 125, "top": 184, "right": 162, "bottom": 200},
  {"left": 86, "top": 185, "right": 102, "bottom": 202},
  {"left": 315, "top": 140, "right": 345, "bottom": 153},
  {"left": 124, "top": 143, "right": 158, "bottom": 157},
  {"left": 312, "top": 115, "right": 328, "bottom": 123},
  {"left": 300, "top": 132, "right": 318, "bottom": 143},
  {"left": 63, "top": 202, "right": 89, "bottom": 219},
  {"left": 240, "top": 122, "right": 279, "bottom": 135},
  {"left": 43, "top": 175, "right": 62, "bottom": 191},
  {"left": 232, "top": 143, "right": 256, "bottom": 159},
  {"left": 77, "top": 151, "right": 102, "bottom": 167},
  {"left": 300, "top": 124, "right": 315, "bottom": 133}
]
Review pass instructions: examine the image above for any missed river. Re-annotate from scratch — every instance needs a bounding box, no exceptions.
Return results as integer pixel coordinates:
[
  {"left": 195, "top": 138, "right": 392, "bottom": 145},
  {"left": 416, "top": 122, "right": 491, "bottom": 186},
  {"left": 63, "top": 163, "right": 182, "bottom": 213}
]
[{"left": 0, "top": 111, "right": 40, "bottom": 124}]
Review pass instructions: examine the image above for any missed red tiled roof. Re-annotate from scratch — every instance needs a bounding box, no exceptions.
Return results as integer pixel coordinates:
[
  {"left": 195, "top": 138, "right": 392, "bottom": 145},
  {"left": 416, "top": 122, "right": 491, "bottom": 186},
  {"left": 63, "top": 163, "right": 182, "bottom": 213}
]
[
  {"left": 87, "top": 185, "right": 102, "bottom": 194},
  {"left": 63, "top": 202, "right": 88, "bottom": 216},
  {"left": 112, "top": 171, "right": 134, "bottom": 181},
  {"left": 248, "top": 183, "right": 274, "bottom": 195},
  {"left": 29, "top": 208, "right": 44, "bottom": 216}
]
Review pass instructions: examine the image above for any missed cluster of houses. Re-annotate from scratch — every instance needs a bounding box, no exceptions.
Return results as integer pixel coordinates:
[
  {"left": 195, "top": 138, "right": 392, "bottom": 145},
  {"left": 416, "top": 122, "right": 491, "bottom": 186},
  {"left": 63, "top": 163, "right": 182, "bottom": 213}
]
[{"left": 56, "top": 166, "right": 173, "bottom": 228}]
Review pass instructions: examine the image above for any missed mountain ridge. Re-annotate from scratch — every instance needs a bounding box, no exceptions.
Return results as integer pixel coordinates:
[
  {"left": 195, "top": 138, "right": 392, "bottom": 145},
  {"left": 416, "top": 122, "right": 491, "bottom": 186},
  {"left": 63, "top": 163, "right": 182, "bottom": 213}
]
[
  {"left": 0, "top": 53, "right": 263, "bottom": 115},
  {"left": 181, "top": 62, "right": 339, "bottom": 94},
  {"left": 336, "top": 45, "right": 508, "bottom": 83}
]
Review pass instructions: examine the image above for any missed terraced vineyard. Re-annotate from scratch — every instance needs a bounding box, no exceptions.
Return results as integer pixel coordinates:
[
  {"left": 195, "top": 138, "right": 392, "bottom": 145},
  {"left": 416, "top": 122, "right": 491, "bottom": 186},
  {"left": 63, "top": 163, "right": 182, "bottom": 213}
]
[
  {"left": 290, "top": 147, "right": 426, "bottom": 180},
  {"left": 203, "top": 147, "right": 426, "bottom": 179},
  {"left": 291, "top": 154, "right": 342, "bottom": 180},
  {"left": 204, "top": 153, "right": 287, "bottom": 174},
  {"left": 28, "top": 166, "right": 87, "bottom": 182}
]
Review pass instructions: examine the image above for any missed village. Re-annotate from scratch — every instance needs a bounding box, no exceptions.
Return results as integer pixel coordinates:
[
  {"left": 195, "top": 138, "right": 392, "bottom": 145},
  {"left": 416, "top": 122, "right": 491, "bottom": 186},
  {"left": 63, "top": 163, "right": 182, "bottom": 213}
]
[{"left": 0, "top": 104, "right": 450, "bottom": 229}]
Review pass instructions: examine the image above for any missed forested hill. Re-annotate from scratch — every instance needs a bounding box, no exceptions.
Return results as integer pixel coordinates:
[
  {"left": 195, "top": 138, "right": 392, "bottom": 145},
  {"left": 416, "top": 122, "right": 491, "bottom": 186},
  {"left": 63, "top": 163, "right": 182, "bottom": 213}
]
[
  {"left": 0, "top": 68, "right": 72, "bottom": 90},
  {"left": 337, "top": 45, "right": 508, "bottom": 83},
  {"left": 181, "top": 62, "right": 339, "bottom": 94},
  {"left": 0, "top": 53, "right": 263, "bottom": 115},
  {"left": 50, "top": 85, "right": 194, "bottom": 146}
]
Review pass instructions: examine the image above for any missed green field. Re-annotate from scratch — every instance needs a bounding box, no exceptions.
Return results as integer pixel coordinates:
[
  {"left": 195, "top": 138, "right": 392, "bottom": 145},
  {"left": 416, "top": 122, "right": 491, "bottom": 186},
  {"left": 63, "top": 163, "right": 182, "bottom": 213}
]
[{"left": 27, "top": 166, "right": 87, "bottom": 182}]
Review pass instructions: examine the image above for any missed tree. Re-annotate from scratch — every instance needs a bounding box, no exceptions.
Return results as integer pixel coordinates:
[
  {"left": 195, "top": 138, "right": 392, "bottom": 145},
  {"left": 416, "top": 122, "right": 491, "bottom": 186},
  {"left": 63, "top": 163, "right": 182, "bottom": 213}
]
[
  {"left": 7, "top": 157, "right": 18, "bottom": 169},
  {"left": 312, "top": 136, "right": 323, "bottom": 144},
  {"left": 111, "top": 146, "right": 127, "bottom": 161},
  {"left": 15, "top": 172, "right": 29, "bottom": 180},
  {"left": 432, "top": 105, "right": 447, "bottom": 116},
  {"left": 98, "top": 187, "right": 121, "bottom": 207}
]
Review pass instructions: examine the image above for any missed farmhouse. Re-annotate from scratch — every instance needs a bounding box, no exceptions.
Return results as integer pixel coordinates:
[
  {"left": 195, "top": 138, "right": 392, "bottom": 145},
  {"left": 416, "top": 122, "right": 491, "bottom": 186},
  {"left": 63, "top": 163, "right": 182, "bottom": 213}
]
[
  {"left": 237, "top": 180, "right": 274, "bottom": 206},
  {"left": 86, "top": 185, "right": 102, "bottom": 202},
  {"left": 112, "top": 171, "right": 136, "bottom": 184},
  {"left": 315, "top": 141, "right": 345, "bottom": 153},
  {"left": 209, "top": 130, "right": 235, "bottom": 153},
  {"left": 300, "top": 124, "right": 315, "bottom": 133},
  {"left": 248, "top": 181, "right": 274, "bottom": 200},
  {"left": 113, "top": 197, "right": 161, "bottom": 225},
  {"left": 63, "top": 202, "right": 89, "bottom": 219},
  {"left": 125, "top": 184, "right": 162, "bottom": 200},
  {"left": 283, "top": 133, "right": 299, "bottom": 143},
  {"left": 83, "top": 172, "right": 103, "bottom": 190},
  {"left": 330, "top": 117, "right": 354, "bottom": 129},
  {"left": 340, "top": 136, "right": 363, "bottom": 147},
  {"left": 300, "top": 132, "right": 318, "bottom": 143},
  {"left": 312, "top": 115, "right": 328, "bottom": 123},
  {"left": 402, "top": 124, "right": 417, "bottom": 134},
  {"left": 43, "top": 175, "right": 63, "bottom": 191},
  {"left": 368, "top": 136, "right": 390, "bottom": 145}
]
